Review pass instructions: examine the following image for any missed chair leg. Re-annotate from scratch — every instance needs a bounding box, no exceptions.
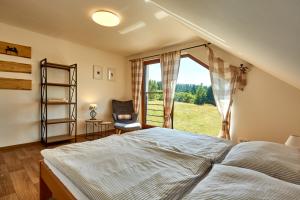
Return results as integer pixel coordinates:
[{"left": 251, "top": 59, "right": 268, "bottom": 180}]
[{"left": 115, "top": 129, "right": 121, "bottom": 135}]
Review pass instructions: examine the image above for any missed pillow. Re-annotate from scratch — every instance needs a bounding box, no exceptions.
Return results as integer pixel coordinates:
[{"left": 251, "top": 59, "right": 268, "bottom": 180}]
[
  {"left": 221, "top": 141, "right": 300, "bottom": 184},
  {"left": 117, "top": 114, "right": 132, "bottom": 120},
  {"left": 182, "top": 164, "right": 300, "bottom": 200}
]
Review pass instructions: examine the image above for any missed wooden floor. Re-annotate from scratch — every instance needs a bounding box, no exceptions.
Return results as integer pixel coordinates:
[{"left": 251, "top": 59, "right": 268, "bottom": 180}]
[{"left": 0, "top": 135, "right": 104, "bottom": 200}]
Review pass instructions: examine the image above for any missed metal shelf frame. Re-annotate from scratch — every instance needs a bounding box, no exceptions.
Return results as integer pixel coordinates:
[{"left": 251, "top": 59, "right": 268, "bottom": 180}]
[{"left": 40, "top": 58, "right": 77, "bottom": 145}]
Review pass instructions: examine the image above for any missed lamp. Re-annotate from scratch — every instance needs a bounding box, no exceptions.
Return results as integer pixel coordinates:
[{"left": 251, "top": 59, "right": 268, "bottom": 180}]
[
  {"left": 89, "top": 104, "right": 98, "bottom": 120},
  {"left": 92, "top": 11, "right": 120, "bottom": 27},
  {"left": 285, "top": 135, "right": 300, "bottom": 149}
]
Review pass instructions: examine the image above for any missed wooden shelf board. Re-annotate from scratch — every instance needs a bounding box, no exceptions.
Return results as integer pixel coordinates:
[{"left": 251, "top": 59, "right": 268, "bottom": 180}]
[
  {"left": 42, "top": 102, "right": 76, "bottom": 105},
  {"left": 43, "top": 62, "right": 75, "bottom": 70},
  {"left": 42, "top": 83, "right": 76, "bottom": 87},
  {"left": 45, "top": 118, "right": 76, "bottom": 124},
  {"left": 46, "top": 135, "right": 74, "bottom": 143},
  {"left": 0, "top": 77, "right": 32, "bottom": 90}
]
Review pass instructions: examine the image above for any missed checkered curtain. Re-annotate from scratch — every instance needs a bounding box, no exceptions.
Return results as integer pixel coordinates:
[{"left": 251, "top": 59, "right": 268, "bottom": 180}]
[
  {"left": 208, "top": 47, "right": 247, "bottom": 139},
  {"left": 161, "top": 51, "right": 181, "bottom": 128},
  {"left": 131, "top": 59, "right": 143, "bottom": 113}
]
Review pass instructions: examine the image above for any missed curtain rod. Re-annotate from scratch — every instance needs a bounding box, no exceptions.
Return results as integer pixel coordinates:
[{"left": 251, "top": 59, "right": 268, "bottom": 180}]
[{"left": 129, "top": 42, "right": 211, "bottom": 62}]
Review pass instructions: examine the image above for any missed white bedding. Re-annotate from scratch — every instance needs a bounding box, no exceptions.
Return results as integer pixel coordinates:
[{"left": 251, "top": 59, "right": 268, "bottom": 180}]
[
  {"left": 182, "top": 164, "right": 300, "bottom": 200},
  {"left": 127, "top": 127, "right": 233, "bottom": 162},
  {"left": 41, "top": 134, "right": 212, "bottom": 200}
]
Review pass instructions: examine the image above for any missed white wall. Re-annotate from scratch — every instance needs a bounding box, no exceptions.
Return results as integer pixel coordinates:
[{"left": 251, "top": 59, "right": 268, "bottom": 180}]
[
  {"left": 232, "top": 67, "right": 300, "bottom": 143},
  {"left": 189, "top": 44, "right": 300, "bottom": 144},
  {"left": 130, "top": 39, "right": 300, "bottom": 144},
  {"left": 0, "top": 23, "right": 131, "bottom": 147}
]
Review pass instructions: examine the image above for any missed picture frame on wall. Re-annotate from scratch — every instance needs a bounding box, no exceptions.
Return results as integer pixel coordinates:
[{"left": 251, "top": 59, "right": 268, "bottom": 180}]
[
  {"left": 93, "top": 65, "right": 103, "bottom": 80},
  {"left": 107, "top": 68, "right": 116, "bottom": 81}
]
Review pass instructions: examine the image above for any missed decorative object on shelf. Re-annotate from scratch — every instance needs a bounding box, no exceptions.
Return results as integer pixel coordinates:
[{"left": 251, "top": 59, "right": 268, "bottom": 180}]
[
  {"left": 0, "top": 77, "right": 32, "bottom": 90},
  {"left": 89, "top": 104, "right": 98, "bottom": 120},
  {"left": 107, "top": 68, "right": 116, "bottom": 81},
  {"left": 93, "top": 65, "right": 103, "bottom": 80},
  {"left": 0, "top": 41, "right": 31, "bottom": 58},
  {"left": 40, "top": 58, "right": 77, "bottom": 145},
  {"left": 5, "top": 46, "right": 18, "bottom": 55},
  {"left": 285, "top": 135, "right": 300, "bottom": 149}
]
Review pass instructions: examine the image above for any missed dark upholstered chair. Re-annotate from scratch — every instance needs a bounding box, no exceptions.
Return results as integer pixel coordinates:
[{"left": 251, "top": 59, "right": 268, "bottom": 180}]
[{"left": 112, "top": 100, "right": 141, "bottom": 134}]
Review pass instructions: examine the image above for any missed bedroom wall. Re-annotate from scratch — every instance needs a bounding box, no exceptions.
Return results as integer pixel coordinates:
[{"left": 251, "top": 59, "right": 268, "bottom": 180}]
[
  {"left": 0, "top": 22, "right": 131, "bottom": 147},
  {"left": 130, "top": 39, "right": 300, "bottom": 144}
]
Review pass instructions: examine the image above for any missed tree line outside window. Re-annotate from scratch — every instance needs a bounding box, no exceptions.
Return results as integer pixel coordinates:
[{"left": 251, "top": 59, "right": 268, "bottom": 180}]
[{"left": 148, "top": 80, "right": 216, "bottom": 106}]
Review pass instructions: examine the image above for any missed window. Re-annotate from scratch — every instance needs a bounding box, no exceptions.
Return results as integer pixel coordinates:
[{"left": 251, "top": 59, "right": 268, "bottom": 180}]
[
  {"left": 142, "top": 59, "right": 164, "bottom": 127},
  {"left": 142, "top": 55, "right": 221, "bottom": 136},
  {"left": 173, "top": 56, "right": 221, "bottom": 136}
]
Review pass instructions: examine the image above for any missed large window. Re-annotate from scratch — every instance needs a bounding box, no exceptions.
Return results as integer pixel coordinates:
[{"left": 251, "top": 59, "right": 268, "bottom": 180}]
[
  {"left": 142, "top": 55, "right": 221, "bottom": 136},
  {"left": 143, "top": 59, "right": 164, "bottom": 127}
]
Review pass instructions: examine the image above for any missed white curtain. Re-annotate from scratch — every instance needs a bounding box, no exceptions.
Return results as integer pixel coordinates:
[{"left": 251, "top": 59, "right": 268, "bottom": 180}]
[
  {"left": 160, "top": 51, "right": 181, "bottom": 128},
  {"left": 208, "top": 47, "right": 247, "bottom": 139}
]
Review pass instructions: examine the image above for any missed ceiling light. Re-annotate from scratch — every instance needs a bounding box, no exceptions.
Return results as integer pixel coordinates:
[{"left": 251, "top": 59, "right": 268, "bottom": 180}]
[{"left": 92, "top": 11, "right": 120, "bottom": 27}]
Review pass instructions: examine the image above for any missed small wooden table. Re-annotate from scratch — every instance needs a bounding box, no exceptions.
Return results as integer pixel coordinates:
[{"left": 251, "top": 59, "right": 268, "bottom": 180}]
[
  {"left": 85, "top": 120, "right": 112, "bottom": 139},
  {"left": 85, "top": 119, "right": 102, "bottom": 140}
]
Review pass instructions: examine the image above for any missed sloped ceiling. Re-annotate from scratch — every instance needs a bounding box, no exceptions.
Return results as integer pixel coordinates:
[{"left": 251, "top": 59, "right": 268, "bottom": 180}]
[
  {"left": 0, "top": 0, "right": 199, "bottom": 56},
  {"left": 150, "top": 0, "right": 300, "bottom": 89}
]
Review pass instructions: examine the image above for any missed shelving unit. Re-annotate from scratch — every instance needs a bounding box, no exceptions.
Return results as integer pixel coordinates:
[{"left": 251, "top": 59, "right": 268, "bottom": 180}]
[{"left": 40, "top": 58, "right": 77, "bottom": 145}]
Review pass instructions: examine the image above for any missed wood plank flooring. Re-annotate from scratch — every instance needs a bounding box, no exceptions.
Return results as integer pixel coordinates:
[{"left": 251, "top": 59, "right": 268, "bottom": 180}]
[{"left": 0, "top": 135, "right": 106, "bottom": 200}]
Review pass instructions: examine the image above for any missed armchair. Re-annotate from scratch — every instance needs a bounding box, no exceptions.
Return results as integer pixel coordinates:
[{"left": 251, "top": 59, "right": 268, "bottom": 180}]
[{"left": 112, "top": 100, "right": 141, "bottom": 134}]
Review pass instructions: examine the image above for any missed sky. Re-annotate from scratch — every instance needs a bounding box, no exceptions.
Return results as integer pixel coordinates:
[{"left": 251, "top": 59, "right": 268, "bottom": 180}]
[{"left": 148, "top": 57, "right": 211, "bottom": 86}]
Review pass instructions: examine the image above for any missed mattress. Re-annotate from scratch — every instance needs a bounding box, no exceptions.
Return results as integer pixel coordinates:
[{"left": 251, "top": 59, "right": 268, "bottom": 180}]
[{"left": 44, "top": 159, "right": 89, "bottom": 200}]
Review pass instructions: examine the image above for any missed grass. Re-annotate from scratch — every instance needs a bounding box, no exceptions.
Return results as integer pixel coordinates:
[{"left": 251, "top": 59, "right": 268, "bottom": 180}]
[{"left": 147, "top": 100, "right": 221, "bottom": 136}]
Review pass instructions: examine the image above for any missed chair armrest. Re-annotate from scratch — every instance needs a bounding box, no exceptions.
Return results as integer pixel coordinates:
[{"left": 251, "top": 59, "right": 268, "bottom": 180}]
[{"left": 112, "top": 113, "right": 118, "bottom": 122}]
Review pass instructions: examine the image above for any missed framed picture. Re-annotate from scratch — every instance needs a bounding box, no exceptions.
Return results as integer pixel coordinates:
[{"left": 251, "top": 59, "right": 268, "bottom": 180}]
[
  {"left": 93, "top": 65, "right": 103, "bottom": 80},
  {"left": 107, "top": 68, "right": 116, "bottom": 81}
]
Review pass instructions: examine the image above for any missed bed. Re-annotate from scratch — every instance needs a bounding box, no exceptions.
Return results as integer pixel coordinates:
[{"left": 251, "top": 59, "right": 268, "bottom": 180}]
[
  {"left": 40, "top": 128, "right": 232, "bottom": 200},
  {"left": 40, "top": 128, "right": 300, "bottom": 200}
]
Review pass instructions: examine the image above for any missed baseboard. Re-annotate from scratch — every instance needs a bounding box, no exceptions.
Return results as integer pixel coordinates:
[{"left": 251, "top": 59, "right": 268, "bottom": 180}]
[
  {"left": 0, "top": 129, "right": 116, "bottom": 151},
  {"left": 0, "top": 140, "right": 41, "bottom": 151}
]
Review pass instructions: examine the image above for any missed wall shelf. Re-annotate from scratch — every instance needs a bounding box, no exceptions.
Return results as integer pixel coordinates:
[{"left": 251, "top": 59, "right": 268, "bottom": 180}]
[
  {"left": 40, "top": 58, "right": 77, "bottom": 145},
  {"left": 42, "top": 101, "right": 76, "bottom": 105},
  {"left": 47, "top": 135, "right": 75, "bottom": 144},
  {"left": 41, "top": 82, "right": 76, "bottom": 87}
]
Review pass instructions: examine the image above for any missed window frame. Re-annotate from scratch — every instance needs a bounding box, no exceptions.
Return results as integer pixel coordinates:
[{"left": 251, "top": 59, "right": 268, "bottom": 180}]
[
  {"left": 141, "top": 54, "right": 209, "bottom": 128},
  {"left": 142, "top": 59, "right": 162, "bottom": 128}
]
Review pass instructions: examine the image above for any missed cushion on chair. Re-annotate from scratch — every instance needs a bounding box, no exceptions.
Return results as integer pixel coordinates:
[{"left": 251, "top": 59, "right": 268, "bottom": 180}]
[
  {"left": 117, "top": 114, "right": 132, "bottom": 120},
  {"left": 114, "top": 122, "right": 141, "bottom": 131}
]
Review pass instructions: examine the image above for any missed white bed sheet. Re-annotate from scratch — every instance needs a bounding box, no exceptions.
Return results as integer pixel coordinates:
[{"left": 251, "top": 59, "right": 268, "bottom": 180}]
[{"left": 44, "top": 159, "right": 89, "bottom": 200}]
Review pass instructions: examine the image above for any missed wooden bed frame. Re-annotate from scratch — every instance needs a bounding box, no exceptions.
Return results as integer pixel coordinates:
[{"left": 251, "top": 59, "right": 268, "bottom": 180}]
[{"left": 40, "top": 160, "right": 76, "bottom": 200}]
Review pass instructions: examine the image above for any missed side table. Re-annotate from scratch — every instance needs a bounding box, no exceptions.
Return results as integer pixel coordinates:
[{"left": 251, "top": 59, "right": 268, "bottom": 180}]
[
  {"left": 100, "top": 121, "right": 113, "bottom": 137},
  {"left": 85, "top": 119, "right": 102, "bottom": 140}
]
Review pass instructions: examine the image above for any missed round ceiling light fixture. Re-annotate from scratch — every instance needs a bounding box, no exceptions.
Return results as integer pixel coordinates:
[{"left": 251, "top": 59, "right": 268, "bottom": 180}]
[{"left": 92, "top": 11, "right": 120, "bottom": 27}]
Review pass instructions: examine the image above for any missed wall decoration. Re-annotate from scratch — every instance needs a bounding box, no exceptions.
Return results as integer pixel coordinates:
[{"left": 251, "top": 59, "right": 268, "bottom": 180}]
[
  {"left": 93, "top": 65, "right": 103, "bottom": 80},
  {"left": 0, "top": 60, "right": 32, "bottom": 74},
  {"left": 107, "top": 68, "right": 116, "bottom": 81},
  {"left": 0, "top": 77, "right": 32, "bottom": 90},
  {"left": 0, "top": 41, "right": 31, "bottom": 58}
]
